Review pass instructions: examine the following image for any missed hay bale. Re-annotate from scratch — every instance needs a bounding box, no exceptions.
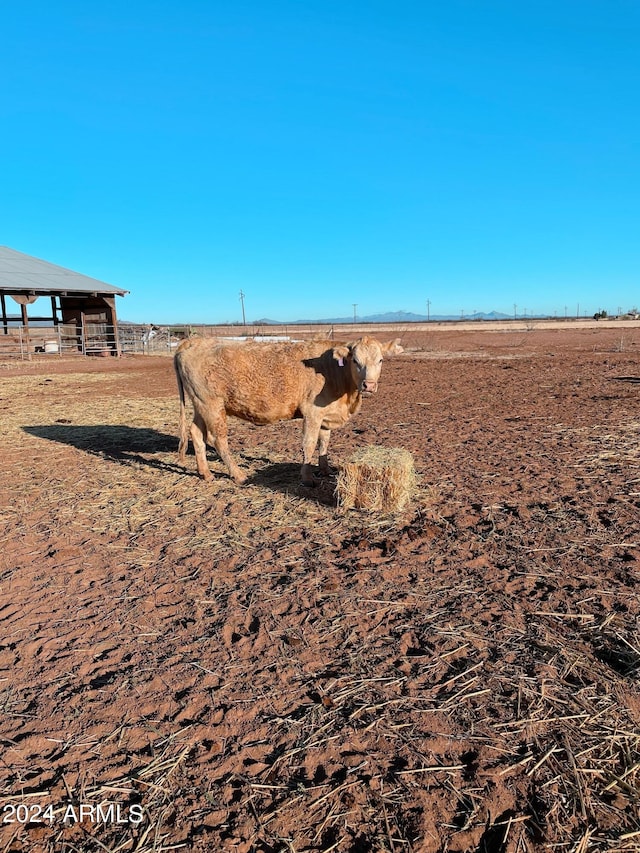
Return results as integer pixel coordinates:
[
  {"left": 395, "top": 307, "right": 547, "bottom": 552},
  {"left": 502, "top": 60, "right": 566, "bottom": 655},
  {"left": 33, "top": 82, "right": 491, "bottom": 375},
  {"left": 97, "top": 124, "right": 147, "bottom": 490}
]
[{"left": 336, "top": 446, "right": 416, "bottom": 512}]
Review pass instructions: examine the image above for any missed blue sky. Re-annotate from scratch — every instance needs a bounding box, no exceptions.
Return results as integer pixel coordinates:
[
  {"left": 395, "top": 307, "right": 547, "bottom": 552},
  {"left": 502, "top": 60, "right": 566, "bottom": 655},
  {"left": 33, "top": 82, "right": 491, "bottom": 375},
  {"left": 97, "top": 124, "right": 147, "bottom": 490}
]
[{"left": 2, "top": 1, "right": 639, "bottom": 323}]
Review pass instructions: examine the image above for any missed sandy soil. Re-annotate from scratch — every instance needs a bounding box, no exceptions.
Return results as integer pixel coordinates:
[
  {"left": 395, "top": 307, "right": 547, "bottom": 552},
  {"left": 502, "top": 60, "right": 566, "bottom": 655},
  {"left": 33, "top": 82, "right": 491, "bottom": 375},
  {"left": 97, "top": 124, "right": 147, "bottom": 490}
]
[{"left": 0, "top": 325, "right": 639, "bottom": 852}]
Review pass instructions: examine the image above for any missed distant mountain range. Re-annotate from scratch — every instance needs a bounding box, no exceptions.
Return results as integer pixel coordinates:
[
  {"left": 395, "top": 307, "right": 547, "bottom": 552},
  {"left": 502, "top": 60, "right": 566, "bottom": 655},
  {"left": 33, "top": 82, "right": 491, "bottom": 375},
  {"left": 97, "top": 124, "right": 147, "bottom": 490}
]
[
  {"left": 122, "top": 309, "right": 558, "bottom": 327},
  {"left": 252, "top": 310, "right": 532, "bottom": 325}
]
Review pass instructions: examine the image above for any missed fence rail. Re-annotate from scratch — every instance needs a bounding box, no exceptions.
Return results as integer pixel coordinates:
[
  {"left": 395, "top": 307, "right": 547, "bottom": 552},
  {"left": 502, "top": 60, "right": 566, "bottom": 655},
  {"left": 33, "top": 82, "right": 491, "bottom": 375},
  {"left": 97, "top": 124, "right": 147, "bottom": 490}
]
[
  {"left": 4, "top": 318, "right": 639, "bottom": 361},
  {"left": 0, "top": 323, "right": 122, "bottom": 359},
  {"left": 0, "top": 321, "right": 395, "bottom": 360},
  {"left": 0, "top": 323, "right": 314, "bottom": 360}
]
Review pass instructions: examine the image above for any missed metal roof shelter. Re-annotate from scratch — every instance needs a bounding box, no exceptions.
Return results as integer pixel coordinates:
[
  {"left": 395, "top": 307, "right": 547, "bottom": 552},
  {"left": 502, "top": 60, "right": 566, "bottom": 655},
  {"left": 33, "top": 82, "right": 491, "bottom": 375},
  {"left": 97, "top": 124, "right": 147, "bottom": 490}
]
[{"left": 0, "top": 246, "right": 128, "bottom": 355}]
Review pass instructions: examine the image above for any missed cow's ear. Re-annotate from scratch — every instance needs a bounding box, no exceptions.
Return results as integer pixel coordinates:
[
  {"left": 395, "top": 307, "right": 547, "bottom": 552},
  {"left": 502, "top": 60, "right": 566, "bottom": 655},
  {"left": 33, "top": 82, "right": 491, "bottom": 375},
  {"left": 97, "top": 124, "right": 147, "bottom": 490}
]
[
  {"left": 382, "top": 338, "right": 403, "bottom": 355},
  {"left": 332, "top": 345, "right": 350, "bottom": 362}
]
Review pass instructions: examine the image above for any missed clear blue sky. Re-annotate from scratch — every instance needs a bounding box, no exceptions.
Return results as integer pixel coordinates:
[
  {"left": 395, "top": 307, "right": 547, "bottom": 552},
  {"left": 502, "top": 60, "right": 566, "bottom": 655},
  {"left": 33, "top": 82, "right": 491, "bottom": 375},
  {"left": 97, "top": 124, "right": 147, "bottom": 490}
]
[{"left": 2, "top": 1, "right": 639, "bottom": 323}]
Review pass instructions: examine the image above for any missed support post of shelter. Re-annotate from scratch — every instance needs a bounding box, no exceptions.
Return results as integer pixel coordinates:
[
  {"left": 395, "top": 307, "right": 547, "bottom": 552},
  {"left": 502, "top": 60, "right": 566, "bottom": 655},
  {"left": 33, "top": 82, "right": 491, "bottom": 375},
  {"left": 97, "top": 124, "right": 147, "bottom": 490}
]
[
  {"left": 20, "top": 303, "right": 30, "bottom": 360},
  {"left": 1, "top": 294, "right": 7, "bottom": 335}
]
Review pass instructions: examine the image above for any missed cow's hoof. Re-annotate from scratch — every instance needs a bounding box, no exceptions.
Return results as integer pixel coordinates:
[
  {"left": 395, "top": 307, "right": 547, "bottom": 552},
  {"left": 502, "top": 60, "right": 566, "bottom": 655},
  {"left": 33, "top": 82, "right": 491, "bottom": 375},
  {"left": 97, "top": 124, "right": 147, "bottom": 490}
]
[
  {"left": 299, "top": 480, "right": 317, "bottom": 489},
  {"left": 317, "top": 467, "right": 336, "bottom": 479}
]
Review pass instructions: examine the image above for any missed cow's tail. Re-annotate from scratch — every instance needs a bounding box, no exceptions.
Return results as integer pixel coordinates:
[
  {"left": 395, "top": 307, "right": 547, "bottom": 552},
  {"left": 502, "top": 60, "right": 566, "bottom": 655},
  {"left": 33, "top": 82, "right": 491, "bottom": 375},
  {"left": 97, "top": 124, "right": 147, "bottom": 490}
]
[{"left": 174, "top": 356, "right": 190, "bottom": 464}]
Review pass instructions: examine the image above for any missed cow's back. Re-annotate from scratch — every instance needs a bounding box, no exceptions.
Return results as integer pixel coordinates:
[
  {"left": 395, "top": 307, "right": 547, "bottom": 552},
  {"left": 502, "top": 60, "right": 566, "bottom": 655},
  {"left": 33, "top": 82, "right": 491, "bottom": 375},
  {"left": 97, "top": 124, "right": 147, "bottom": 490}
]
[{"left": 176, "top": 339, "right": 335, "bottom": 425}]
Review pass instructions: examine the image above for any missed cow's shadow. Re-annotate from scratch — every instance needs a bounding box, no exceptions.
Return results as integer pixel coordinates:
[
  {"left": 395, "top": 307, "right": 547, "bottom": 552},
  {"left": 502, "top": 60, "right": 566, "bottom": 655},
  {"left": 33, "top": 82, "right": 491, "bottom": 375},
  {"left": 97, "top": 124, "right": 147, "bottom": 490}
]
[
  {"left": 612, "top": 376, "right": 640, "bottom": 384},
  {"left": 22, "top": 424, "right": 189, "bottom": 476},
  {"left": 245, "top": 463, "right": 338, "bottom": 505},
  {"left": 22, "top": 425, "right": 338, "bottom": 503}
]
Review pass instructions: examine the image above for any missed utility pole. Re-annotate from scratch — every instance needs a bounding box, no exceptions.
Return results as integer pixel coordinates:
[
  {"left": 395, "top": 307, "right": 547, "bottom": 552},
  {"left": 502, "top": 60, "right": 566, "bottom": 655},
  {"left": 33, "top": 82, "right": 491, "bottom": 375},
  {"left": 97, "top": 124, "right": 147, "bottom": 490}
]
[
  {"left": 239, "top": 290, "right": 246, "bottom": 325},
  {"left": 513, "top": 304, "right": 517, "bottom": 319},
  {"left": 426, "top": 299, "right": 431, "bottom": 322},
  {"left": 352, "top": 304, "right": 357, "bottom": 323}
]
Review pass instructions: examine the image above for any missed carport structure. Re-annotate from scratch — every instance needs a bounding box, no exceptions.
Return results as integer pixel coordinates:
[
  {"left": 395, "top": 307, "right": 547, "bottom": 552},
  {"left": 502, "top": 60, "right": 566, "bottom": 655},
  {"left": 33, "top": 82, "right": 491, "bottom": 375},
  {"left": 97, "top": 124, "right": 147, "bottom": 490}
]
[{"left": 0, "top": 246, "right": 128, "bottom": 356}]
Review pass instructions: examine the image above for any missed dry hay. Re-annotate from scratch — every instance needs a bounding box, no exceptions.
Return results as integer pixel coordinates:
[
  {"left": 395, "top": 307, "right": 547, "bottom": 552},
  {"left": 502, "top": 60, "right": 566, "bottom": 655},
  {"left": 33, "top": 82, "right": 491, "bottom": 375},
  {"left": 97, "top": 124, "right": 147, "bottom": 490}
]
[
  {"left": 336, "top": 445, "right": 416, "bottom": 512},
  {"left": 571, "top": 420, "right": 640, "bottom": 473}
]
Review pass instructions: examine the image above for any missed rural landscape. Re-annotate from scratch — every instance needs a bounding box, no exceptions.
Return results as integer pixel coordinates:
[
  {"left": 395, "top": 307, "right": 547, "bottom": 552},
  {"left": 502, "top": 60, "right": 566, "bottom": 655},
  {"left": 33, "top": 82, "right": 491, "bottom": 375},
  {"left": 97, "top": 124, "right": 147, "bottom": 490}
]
[{"left": 1, "top": 321, "right": 639, "bottom": 853}]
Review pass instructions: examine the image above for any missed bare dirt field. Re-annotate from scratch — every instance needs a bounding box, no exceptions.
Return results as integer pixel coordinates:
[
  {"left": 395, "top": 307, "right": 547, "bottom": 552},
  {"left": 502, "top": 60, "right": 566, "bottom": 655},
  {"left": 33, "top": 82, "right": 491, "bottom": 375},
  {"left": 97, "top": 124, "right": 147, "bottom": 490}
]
[{"left": 1, "top": 324, "right": 639, "bottom": 852}]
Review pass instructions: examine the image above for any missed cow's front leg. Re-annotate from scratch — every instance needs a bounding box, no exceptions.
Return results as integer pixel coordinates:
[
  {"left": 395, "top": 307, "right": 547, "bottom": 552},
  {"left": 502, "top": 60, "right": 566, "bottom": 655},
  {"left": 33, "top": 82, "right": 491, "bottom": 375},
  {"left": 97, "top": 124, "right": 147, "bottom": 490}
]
[
  {"left": 318, "top": 427, "right": 331, "bottom": 476},
  {"left": 301, "top": 414, "right": 322, "bottom": 486}
]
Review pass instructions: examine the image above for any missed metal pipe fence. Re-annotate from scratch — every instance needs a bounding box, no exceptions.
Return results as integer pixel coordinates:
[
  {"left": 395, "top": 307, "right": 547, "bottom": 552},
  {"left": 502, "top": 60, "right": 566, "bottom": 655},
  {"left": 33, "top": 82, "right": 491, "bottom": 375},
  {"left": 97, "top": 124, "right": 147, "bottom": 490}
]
[
  {"left": 0, "top": 323, "right": 120, "bottom": 359},
  {"left": 0, "top": 322, "right": 345, "bottom": 360}
]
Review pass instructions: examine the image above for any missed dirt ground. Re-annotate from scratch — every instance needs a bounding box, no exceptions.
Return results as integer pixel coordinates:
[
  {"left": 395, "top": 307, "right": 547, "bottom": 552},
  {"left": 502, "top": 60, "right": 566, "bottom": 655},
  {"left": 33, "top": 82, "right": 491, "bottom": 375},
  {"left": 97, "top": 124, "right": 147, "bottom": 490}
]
[{"left": 1, "top": 324, "right": 639, "bottom": 852}]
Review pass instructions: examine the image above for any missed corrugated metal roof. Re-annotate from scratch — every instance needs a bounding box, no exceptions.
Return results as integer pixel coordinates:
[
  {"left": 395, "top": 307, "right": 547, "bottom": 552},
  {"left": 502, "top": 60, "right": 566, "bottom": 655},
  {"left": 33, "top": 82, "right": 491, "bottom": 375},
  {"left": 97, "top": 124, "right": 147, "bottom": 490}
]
[{"left": 0, "top": 246, "right": 128, "bottom": 296}]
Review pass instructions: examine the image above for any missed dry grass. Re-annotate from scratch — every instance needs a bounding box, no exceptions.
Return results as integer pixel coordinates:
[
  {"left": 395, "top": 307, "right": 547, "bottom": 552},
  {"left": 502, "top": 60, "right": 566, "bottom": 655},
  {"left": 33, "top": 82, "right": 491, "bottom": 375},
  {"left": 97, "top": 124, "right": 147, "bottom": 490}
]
[
  {"left": 571, "top": 420, "right": 640, "bottom": 473},
  {"left": 0, "top": 374, "right": 422, "bottom": 572},
  {"left": 336, "top": 446, "right": 417, "bottom": 513}
]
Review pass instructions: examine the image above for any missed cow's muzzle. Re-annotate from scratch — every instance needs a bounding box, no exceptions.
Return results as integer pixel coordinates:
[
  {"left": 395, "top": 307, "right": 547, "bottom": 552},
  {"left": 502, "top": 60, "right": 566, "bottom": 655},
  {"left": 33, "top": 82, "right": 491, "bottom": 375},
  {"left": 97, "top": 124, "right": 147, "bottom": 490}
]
[{"left": 361, "top": 381, "right": 378, "bottom": 394}]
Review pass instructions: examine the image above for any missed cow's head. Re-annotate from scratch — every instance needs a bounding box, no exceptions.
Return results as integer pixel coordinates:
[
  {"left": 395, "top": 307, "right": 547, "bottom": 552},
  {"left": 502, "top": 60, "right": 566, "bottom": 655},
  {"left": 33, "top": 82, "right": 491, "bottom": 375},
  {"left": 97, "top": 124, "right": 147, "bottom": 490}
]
[{"left": 333, "top": 337, "right": 403, "bottom": 394}]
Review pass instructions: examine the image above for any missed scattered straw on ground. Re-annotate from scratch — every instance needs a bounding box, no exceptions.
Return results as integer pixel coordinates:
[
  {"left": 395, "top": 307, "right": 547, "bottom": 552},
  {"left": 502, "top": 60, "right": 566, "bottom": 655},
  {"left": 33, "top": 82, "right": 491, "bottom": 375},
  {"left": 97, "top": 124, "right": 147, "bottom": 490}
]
[{"left": 2, "top": 353, "right": 640, "bottom": 852}]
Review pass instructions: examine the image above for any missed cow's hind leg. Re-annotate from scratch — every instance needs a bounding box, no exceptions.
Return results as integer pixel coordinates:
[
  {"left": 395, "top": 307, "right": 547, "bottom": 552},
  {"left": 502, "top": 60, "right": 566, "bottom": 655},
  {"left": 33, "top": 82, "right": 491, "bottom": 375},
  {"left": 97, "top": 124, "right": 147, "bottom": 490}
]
[
  {"left": 190, "top": 412, "right": 213, "bottom": 481},
  {"left": 201, "top": 398, "right": 247, "bottom": 484},
  {"left": 301, "top": 414, "right": 322, "bottom": 486},
  {"left": 318, "top": 427, "right": 332, "bottom": 476}
]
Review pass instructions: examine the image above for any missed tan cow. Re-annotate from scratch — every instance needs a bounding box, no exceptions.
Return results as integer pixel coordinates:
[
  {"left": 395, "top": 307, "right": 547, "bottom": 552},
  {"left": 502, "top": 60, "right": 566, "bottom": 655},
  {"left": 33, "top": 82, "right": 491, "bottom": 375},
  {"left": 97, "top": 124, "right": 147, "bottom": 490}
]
[{"left": 174, "top": 336, "right": 403, "bottom": 485}]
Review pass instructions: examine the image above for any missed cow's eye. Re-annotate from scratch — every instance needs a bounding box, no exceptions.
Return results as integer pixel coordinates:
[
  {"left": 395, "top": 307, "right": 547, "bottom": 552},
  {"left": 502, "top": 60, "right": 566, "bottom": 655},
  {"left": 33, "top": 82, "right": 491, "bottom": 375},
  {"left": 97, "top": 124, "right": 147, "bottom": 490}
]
[{"left": 353, "top": 358, "right": 361, "bottom": 369}]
